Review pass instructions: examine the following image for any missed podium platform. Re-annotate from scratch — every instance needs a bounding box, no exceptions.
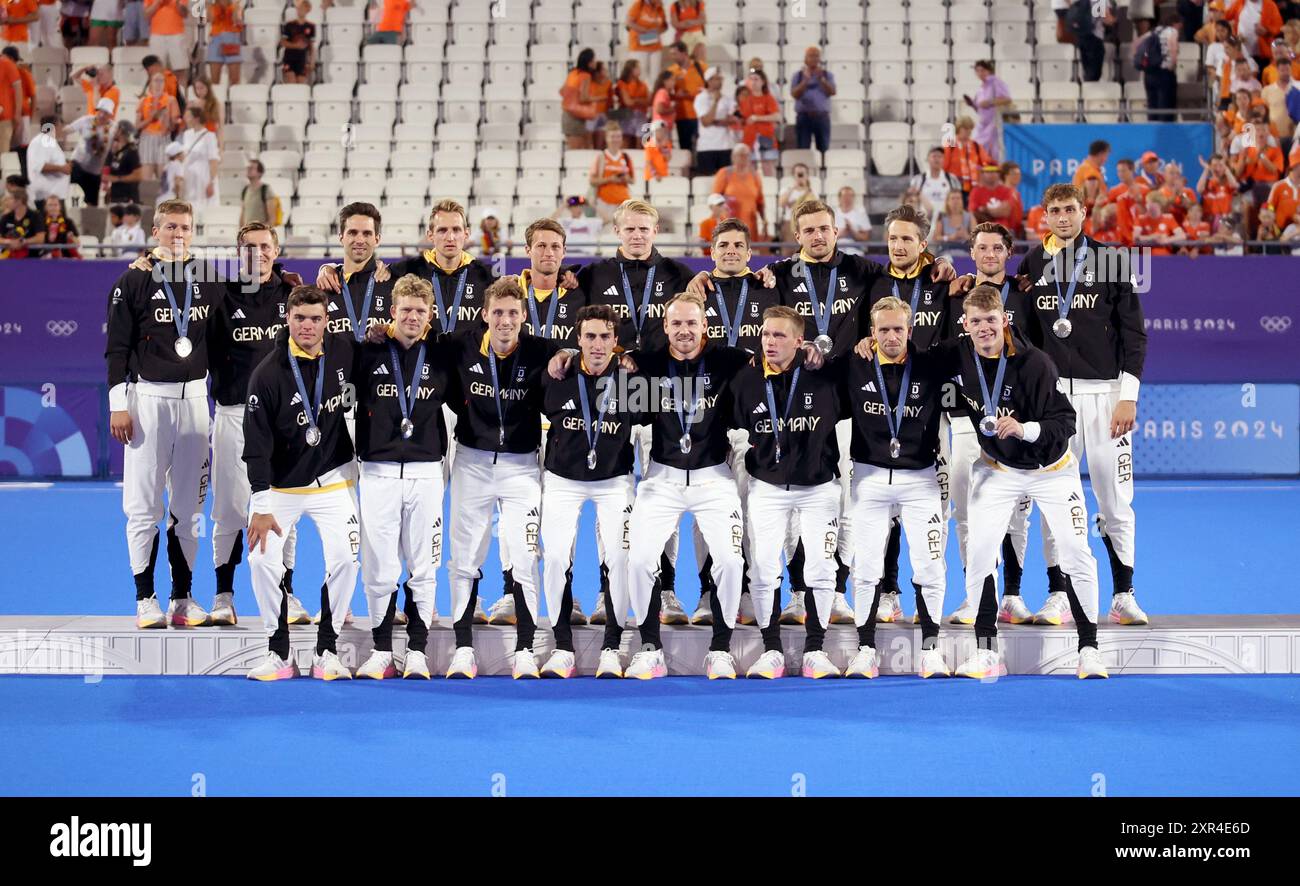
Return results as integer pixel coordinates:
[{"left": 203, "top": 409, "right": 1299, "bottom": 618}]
[{"left": 1, "top": 615, "right": 1297, "bottom": 677}]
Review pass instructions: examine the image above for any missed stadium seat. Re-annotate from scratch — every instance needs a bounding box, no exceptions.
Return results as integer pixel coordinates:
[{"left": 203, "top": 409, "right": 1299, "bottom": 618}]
[
  {"left": 1039, "top": 81, "right": 1081, "bottom": 122},
  {"left": 911, "top": 83, "right": 951, "bottom": 125},
  {"left": 867, "top": 83, "right": 907, "bottom": 122},
  {"left": 1082, "top": 81, "right": 1123, "bottom": 123},
  {"left": 229, "top": 84, "right": 270, "bottom": 125},
  {"left": 868, "top": 122, "right": 911, "bottom": 176}
]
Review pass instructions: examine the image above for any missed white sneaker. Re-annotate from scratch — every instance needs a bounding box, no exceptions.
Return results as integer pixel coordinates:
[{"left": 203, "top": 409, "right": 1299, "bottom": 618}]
[
  {"left": 690, "top": 591, "right": 714, "bottom": 625},
  {"left": 801, "top": 650, "right": 841, "bottom": 679},
  {"left": 779, "top": 591, "right": 806, "bottom": 625},
  {"left": 1034, "top": 592, "right": 1074, "bottom": 625},
  {"left": 659, "top": 589, "right": 689, "bottom": 625},
  {"left": 569, "top": 597, "right": 588, "bottom": 625},
  {"left": 285, "top": 593, "right": 311, "bottom": 625},
  {"left": 247, "top": 651, "right": 298, "bottom": 681},
  {"left": 310, "top": 650, "right": 352, "bottom": 681},
  {"left": 874, "top": 592, "right": 903, "bottom": 623},
  {"left": 919, "top": 646, "right": 951, "bottom": 678},
  {"left": 209, "top": 592, "right": 237, "bottom": 626},
  {"left": 1077, "top": 646, "right": 1110, "bottom": 679},
  {"left": 588, "top": 592, "right": 607, "bottom": 625},
  {"left": 167, "top": 597, "right": 209, "bottom": 627},
  {"left": 948, "top": 599, "right": 977, "bottom": 625},
  {"left": 1109, "top": 591, "right": 1149, "bottom": 626},
  {"left": 998, "top": 595, "right": 1034, "bottom": 624},
  {"left": 472, "top": 597, "right": 489, "bottom": 625},
  {"left": 595, "top": 648, "right": 623, "bottom": 678},
  {"left": 829, "top": 592, "right": 856, "bottom": 624},
  {"left": 955, "top": 648, "right": 1006, "bottom": 679},
  {"left": 356, "top": 650, "right": 397, "bottom": 679},
  {"left": 135, "top": 596, "right": 166, "bottom": 630},
  {"left": 402, "top": 650, "right": 431, "bottom": 679},
  {"left": 736, "top": 592, "right": 756, "bottom": 625},
  {"left": 446, "top": 646, "right": 478, "bottom": 679},
  {"left": 745, "top": 649, "right": 786, "bottom": 679},
  {"left": 845, "top": 645, "right": 880, "bottom": 679},
  {"left": 512, "top": 648, "right": 541, "bottom": 679},
  {"left": 704, "top": 650, "right": 737, "bottom": 679},
  {"left": 540, "top": 649, "right": 576, "bottom": 678},
  {"left": 625, "top": 649, "right": 667, "bottom": 680},
  {"left": 488, "top": 595, "right": 517, "bottom": 626}
]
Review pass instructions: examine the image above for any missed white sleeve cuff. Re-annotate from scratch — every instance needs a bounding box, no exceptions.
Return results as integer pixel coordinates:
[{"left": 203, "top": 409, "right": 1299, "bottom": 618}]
[
  {"left": 108, "top": 383, "right": 129, "bottom": 413},
  {"left": 1119, "top": 372, "right": 1141, "bottom": 402},
  {"left": 1020, "top": 421, "right": 1042, "bottom": 443},
  {"left": 249, "top": 491, "right": 272, "bottom": 513}
]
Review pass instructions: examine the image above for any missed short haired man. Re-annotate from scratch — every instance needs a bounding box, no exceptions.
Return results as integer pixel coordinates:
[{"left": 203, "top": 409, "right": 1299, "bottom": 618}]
[
  {"left": 538, "top": 304, "right": 638, "bottom": 677},
  {"left": 934, "top": 285, "right": 1107, "bottom": 679},
  {"left": 314, "top": 202, "right": 398, "bottom": 342},
  {"left": 1015, "top": 183, "right": 1148, "bottom": 627},
  {"left": 243, "top": 285, "right": 360, "bottom": 680},
  {"left": 352, "top": 274, "right": 457, "bottom": 680},
  {"left": 731, "top": 305, "right": 846, "bottom": 679},
  {"left": 105, "top": 200, "right": 222, "bottom": 628},
  {"left": 1072, "top": 139, "right": 1111, "bottom": 190}
]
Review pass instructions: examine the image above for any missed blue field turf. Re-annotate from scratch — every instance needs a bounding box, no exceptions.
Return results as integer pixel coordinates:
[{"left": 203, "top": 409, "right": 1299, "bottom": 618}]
[{"left": 1, "top": 480, "right": 1297, "bottom": 796}]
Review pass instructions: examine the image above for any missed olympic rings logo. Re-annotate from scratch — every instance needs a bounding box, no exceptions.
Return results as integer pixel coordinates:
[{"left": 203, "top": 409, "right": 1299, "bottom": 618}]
[
  {"left": 1259, "top": 316, "right": 1292, "bottom": 333},
  {"left": 46, "top": 320, "right": 79, "bottom": 337}
]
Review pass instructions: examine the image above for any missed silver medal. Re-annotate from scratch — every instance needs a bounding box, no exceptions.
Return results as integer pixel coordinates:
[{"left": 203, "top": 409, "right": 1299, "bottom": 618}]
[
  {"left": 174, "top": 335, "right": 193, "bottom": 358},
  {"left": 814, "top": 334, "right": 833, "bottom": 355},
  {"left": 499, "top": 427, "right": 505, "bottom": 446},
  {"left": 400, "top": 418, "right": 414, "bottom": 439},
  {"left": 1052, "top": 317, "right": 1073, "bottom": 339},
  {"left": 679, "top": 433, "right": 692, "bottom": 454},
  {"left": 305, "top": 426, "right": 321, "bottom": 447},
  {"left": 586, "top": 449, "right": 597, "bottom": 470},
  {"left": 889, "top": 437, "right": 901, "bottom": 459},
  {"left": 774, "top": 445, "right": 782, "bottom": 464},
  {"left": 979, "top": 415, "right": 998, "bottom": 437}
]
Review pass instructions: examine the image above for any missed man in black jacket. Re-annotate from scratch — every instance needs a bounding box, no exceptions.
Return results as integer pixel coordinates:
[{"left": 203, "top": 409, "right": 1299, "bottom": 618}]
[
  {"left": 243, "top": 285, "right": 360, "bottom": 681},
  {"left": 731, "top": 305, "right": 845, "bottom": 679},
  {"left": 105, "top": 199, "right": 222, "bottom": 630},
  {"left": 931, "top": 285, "right": 1108, "bottom": 679},
  {"left": 353, "top": 275, "right": 458, "bottom": 681},
  {"left": 1015, "top": 183, "right": 1147, "bottom": 627}
]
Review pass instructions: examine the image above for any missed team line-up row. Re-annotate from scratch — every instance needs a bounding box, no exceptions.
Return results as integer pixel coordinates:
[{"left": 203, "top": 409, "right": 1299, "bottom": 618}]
[{"left": 104, "top": 185, "right": 1147, "bottom": 682}]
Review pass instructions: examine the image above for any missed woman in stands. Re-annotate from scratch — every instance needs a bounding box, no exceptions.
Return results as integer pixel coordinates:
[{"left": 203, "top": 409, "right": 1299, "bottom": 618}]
[
  {"left": 206, "top": 0, "right": 245, "bottom": 86},
  {"left": 187, "top": 77, "right": 225, "bottom": 150},
  {"left": 931, "top": 189, "right": 973, "bottom": 250},
  {"left": 137, "top": 71, "right": 181, "bottom": 180},
  {"left": 561, "top": 47, "right": 599, "bottom": 150},
  {"left": 39, "top": 196, "right": 81, "bottom": 259},
  {"left": 614, "top": 59, "right": 650, "bottom": 141},
  {"left": 177, "top": 106, "right": 220, "bottom": 219},
  {"left": 650, "top": 69, "right": 676, "bottom": 138}
]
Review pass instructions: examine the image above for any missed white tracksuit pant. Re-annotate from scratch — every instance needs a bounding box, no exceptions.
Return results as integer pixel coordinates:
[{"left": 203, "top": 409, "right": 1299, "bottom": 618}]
[
  {"left": 540, "top": 472, "right": 633, "bottom": 641},
  {"left": 248, "top": 466, "right": 361, "bottom": 656},
  {"left": 1041, "top": 385, "right": 1135, "bottom": 587},
  {"left": 447, "top": 446, "right": 542, "bottom": 638},
  {"left": 833, "top": 419, "right": 854, "bottom": 564},
  {"left": 358, "top": 460, "right": 444, "bottom": 641},
  {"left": 626, "top": 461, "right": 744, "bottom": 645},
  {"left": 211, "top": 404, "right": 297, "bottom": 571},
  {"left": 747, "top": 478, "right": 840, "bottom": 637},
  {"left": 850, "top": 463, "right": 946, "bottom": 631},
  {"left": 122, "top": 379, "right": 210, "bottom": 579},
  {"left": 634, "top": 424, "right": 684, "bottom": 573},
  {"left": 965, "top": 454, "right": 1100, "bottom": 637},
  {"left": 946, "top": 416, "right": 1031, "bottom": 568}
]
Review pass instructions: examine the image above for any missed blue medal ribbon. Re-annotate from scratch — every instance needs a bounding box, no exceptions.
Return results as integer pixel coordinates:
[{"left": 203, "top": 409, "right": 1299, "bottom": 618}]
[
  {"left": 527, "top": 285, "right": 562, "bottom": 340},
  {"left": 576, "top": 368, "right": 611, "bottom": 466},
  {"left": 714, "top": 277, "right": 749, "bottom": 348},
  {"left": 432, "top": 267, "right": 469, "bottom": 334},
  {"left": 387, "top": 339, "right": 427, "bottom": 433},
  {"left": 668, "top": 356, "right": 706, "bottom": 447},
  {"left": 486, "top": 346, "right": 507, "bottom": 447},
  {"left": 800, "top": 264, "right": 838, "bottom": 339},
  {"left": 891, "top": 276, "right": 923, "bottom": 317},
  {"left": 763, "top": 366, "right": 802, "bottom": 464},
  {"left": 288, "top": 341, "right": 326, "bottom": 438},
  {"left": 871, "top": 351, "right": 913, "bottom": 455},
  {"left": 338, "top": 265, "right": 376, "bottom": 343},
  {"left": 159, "top": 262, "right": 195, "bottom": 342},
  {"left": 619, "top": 263, "right": 657, "bottom": 345},
  {"left": 1051, "top": 240, "right": 1090, "bottom": 326},
  {"left": 972, "top": 338, "right": 1010, "bottom": 430}
]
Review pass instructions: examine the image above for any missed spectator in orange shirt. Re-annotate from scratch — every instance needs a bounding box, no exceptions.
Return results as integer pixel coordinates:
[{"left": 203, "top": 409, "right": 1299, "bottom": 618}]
[
  {"left": 560, "top": 48, "right": 598, "bottom": 149},
  {"left": 136, "top": 70, "right": 180, "bottom": 178},
  {"left": 1090, "top": 202, "right": 1125, "bottom": 245},
  {"left": 1025, "top": 203, "right": 1050, "bottom": 239},
  {"left": 1197, "top": 152, "right": 1239, "bottom": 221},
  {"left": 588, "top": 61, "right": 614, "bottom": 149},
  {"left": 0, "top": 50, "right": 21, "bottom": 155},
  {"left": 75, "top": 63, "right": 119, "bottom": 118},
  {"left": 142, "top": 55, "right": 181, "bottom": 103},
  {"left": 1226, "top": 0, "right": 1283, "bottom": 68},
  {"left": 670, "top": 0, "right": 705, "bottom": 53},
  {"left": 368, "top": 0, "right": 410, "bottom": 45},
  {"left": 711, "top": 143, "right": 766, "bottom": 242},
  {"left": 698, "top": 192, "right": 726, "bottom": 255},
  {"left": 1, "top": 47, "right": 33, "bottom": 169},
  {"left": 614, "top": 59, "right": 650, "bottom": 140},
  {"left": 942, "top": 116, "right": 991, "bottom": 195},
  {"left": 589, "top": 122, "right": 634, "bottom": 223},
  {"left": 1265, "top": 162, "right": 1300, "bottom": 227},
  {"left": 1071, "top": 139, "right": 1110, "bottom": 190},
  {"left": 1261, "top": 38, "right": 1300, "bottom": 84},
  {"left": 1137, "top": 150, "right": 1166, "bottom": 188},
  {"left": 1132, "top": 194, "right": 1185, "bottom": 255},
  {"left": 667, "top": 40, "right": 706, "bottom": 153},
  {"left": 1179, "top": 204, "right": 1214, "bottom": 255},
  {"left": 625, "top": 0, "right": 668, "bottom": 84},
  {"left": 146, "top": 0, "right": 193, "bottom": 86},
  {"left": 999, "top": 161, "right": 1024, "bottom": 236},
  {"left": 643, "top": 118, "right": 672, "bottom": 181},
  {"left": 1106, "top": 158, "right": 1149, "bottom": 237},
  {"left": 738, "top": 69, "right": 780, "bottom": 176},
  {"left": 205, "top": 0, "right": 244, "bottom": 85},
  {"left": 2, "top": 0, "right": 38, "bottom": 51},
  {"left": 1157, "top": 164, "right": 1199, "bottom": 223},
  {"left": 1231, "top": 106, "right": 1286, "bottom": 201}
]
